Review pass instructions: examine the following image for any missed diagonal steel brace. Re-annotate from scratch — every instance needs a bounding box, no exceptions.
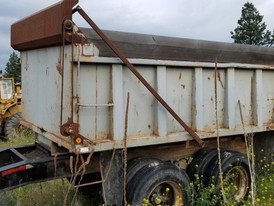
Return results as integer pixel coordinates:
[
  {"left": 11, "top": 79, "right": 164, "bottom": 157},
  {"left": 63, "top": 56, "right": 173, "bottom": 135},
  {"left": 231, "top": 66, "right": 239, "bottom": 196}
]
[{"left": 74, "top": 6, "right": 205, "bottom": 148}]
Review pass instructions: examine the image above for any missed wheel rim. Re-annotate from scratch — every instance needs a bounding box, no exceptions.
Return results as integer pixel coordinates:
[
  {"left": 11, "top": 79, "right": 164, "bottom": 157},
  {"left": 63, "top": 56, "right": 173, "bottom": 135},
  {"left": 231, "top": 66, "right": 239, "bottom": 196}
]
[
  {"left": 223, "top": 166, "right": 249, "bottom": 202},
  {"left": 147, "top": 181, "right": 183, "bottom": 206}
]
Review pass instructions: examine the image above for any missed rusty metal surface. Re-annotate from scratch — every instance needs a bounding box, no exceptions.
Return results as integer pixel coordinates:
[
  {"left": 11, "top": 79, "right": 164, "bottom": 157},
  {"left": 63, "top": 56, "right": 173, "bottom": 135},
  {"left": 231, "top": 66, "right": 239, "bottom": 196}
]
[
  {"left": 79, "top": 28, "right": 274, "bottom": 66},
  {"left": 60, "top": 118, "right": 79, "bottom": 136},
  {"left": 76, "top": 6, "right": 205, "bottom": 147},
  {"left": 11, "top": 0, "right": 78, "bottom": 51}
]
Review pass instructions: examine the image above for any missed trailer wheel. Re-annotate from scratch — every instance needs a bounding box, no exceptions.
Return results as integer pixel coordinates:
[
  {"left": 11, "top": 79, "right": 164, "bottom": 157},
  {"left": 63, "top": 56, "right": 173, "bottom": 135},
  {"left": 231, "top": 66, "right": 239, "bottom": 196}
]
[
  {"left": 127, "top": 162, "right": 190, "bottom": 206},
  {"left": 126, "top": 157, "right": 162, "bottom": 184},
  {"left": 186, "top": 148, "right": 219, "bottom": 181},
  {"left": 4, "top": 113, "right": 22, "bottom": 139},
  {"left": 206, "top": 151, "right": 250, "bottom": 203}
]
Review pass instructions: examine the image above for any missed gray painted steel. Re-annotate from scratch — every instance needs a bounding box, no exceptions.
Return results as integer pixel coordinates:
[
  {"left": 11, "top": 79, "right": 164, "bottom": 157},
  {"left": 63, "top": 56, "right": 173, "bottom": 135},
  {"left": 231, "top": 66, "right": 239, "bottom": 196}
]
[{"left": 21, "top": 26, "right": 274, "bottom": 153}]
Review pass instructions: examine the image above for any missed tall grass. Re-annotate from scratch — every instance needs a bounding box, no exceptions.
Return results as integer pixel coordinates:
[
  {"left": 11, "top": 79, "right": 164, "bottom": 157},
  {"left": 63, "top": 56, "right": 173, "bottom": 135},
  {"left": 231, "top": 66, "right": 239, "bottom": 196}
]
[
  {"left": 0, "top": 179, "right": 100, "bottom": 206},
  {"left": 252, "top": 155, "right": 274, "bottom": 206},
  {"left": 0, "top": 132, "right": 100, "bottom": 206},
  {"left": 190, "top": 158, "right": 274, "bottom": 206}
]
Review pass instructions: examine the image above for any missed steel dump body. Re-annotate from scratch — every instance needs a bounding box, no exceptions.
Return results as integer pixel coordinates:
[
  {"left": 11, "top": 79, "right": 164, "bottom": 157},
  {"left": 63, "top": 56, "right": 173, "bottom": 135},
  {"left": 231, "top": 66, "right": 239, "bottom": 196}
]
[{"left": 19, "top": 27, "right": 274, "bottom": 154}]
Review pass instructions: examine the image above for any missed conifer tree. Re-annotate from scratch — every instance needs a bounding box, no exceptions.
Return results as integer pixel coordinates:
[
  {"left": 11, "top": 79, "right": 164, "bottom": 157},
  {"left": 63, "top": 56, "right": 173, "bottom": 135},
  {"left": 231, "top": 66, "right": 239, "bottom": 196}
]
[
  {"left": 4, "top": 52, "right": 21, "bottom": 83},
  {"left": 230, "top": 2, "right": 273, "bottom": 46}
]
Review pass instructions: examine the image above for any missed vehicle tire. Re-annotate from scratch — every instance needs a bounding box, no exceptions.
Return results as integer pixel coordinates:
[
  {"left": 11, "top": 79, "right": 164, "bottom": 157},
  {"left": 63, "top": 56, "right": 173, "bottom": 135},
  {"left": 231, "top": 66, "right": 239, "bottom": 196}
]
[
  {"left": 206, "top": 150, "right": 250, "bottom": 203},
  {"left": 186, "top": 148, "right": 220, "bottom": 182},
  {"left": 4, "top": 113, "right": 21, "bottom": 139},
  {"left": 126, "top": 157, "right": 162, "bottom": 185},
  {"left": 127, "top": 161, "right": 190, "bottom": 206}
]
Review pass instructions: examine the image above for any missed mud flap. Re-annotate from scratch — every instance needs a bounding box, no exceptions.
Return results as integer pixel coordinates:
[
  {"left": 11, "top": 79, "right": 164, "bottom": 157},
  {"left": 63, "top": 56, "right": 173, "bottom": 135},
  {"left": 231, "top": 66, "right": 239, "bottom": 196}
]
[{"left": 100, "top": 150, "right": 123, "bottom": 206}]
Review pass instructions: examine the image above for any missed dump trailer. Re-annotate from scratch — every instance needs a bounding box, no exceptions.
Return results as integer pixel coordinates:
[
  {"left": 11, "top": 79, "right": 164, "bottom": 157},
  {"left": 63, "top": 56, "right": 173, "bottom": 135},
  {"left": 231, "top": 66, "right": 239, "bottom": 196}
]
[{"left": 1, "top": 0, "right": 273, "bottom": 205}]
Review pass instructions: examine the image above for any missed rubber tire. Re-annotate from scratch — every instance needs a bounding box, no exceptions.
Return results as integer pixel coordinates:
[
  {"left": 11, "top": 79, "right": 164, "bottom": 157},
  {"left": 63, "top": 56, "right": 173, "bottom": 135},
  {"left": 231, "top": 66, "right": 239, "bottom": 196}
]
[
  {"left": 206, "top": 150, "right": 250, "bottom": 203},
  {"left": 4, "top": 113, "right": 21, "bottom": 140},
  {"left": 127, "top": 162, "right": 190, "bottom": 206},
  {"left": 126, "top": 157, "right": 162, "bottom": 185},
  {"left": 187, "top": 148, "right": 220, "bottom": 182}
]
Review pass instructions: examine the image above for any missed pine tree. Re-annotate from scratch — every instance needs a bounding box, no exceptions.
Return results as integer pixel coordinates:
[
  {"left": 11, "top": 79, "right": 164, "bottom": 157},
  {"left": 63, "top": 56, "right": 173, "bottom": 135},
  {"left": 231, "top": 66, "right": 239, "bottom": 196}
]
[
  {"left": 230, "top": 2, "right": 273, "bottom": 46},
  {"left": 4, "top": 52, "right": 21, "bottom": 83}
]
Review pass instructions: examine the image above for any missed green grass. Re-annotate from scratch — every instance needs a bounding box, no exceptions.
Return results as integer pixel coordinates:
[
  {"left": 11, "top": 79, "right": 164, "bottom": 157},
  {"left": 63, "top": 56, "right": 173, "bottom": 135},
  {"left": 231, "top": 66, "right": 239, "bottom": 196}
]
[
  {"left": 0, "top": 179, "right": 100, "bottom": 206},
  {"left": 190, "top": 159, "right": 274, "bottom": 206},
  {"left": 251, "top": 156, "right": 274, "bottom": 206},
  {"left": 0, "top": 132, "right": 101, "bottom": 206},
  {"left": 0, "top": 130, "right": 35, "bottom": 148}
]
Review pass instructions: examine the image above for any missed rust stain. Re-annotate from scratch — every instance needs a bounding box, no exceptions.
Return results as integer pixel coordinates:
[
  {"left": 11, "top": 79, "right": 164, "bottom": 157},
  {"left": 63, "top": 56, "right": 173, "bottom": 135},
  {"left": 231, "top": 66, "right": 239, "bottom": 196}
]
[
  {"left": 92, "top": 139, "right": 112, "bottom": 145},
  {"left": 217, "top": 70, "right": 224, "bottom": 89},
  {"left": 268, "top": 124, "right": 274, "bottom": 130},
  {"left": 56, "top": 58, "right": 63, "bottom": 76},
  {"left": 181, "top": 84, "right": 186, "bottom": 89},
  {"left": 96, "top": 132, "right": 110, "bottom": 140}
]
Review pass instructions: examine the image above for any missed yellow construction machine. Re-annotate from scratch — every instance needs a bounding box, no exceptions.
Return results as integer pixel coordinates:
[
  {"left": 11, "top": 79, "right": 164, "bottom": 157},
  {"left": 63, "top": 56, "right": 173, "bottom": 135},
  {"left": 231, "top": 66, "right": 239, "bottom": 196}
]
[{"left": 0, "top": 71, "right": 22, "bottom": 139}]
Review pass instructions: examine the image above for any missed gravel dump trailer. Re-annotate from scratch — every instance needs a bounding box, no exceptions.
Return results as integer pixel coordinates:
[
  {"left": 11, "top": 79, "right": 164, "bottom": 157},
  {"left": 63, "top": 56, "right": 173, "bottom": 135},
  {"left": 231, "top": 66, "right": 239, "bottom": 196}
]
[{"left": 1, "top": 0, "right": 273, "bottom": 205}]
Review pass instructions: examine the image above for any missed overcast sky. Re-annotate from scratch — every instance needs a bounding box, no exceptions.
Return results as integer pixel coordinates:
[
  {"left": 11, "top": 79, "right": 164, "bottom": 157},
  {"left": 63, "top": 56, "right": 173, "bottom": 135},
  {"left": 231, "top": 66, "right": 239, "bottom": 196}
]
[{"left": 0, "top": 0, "right": 274, "bottom": 69}]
